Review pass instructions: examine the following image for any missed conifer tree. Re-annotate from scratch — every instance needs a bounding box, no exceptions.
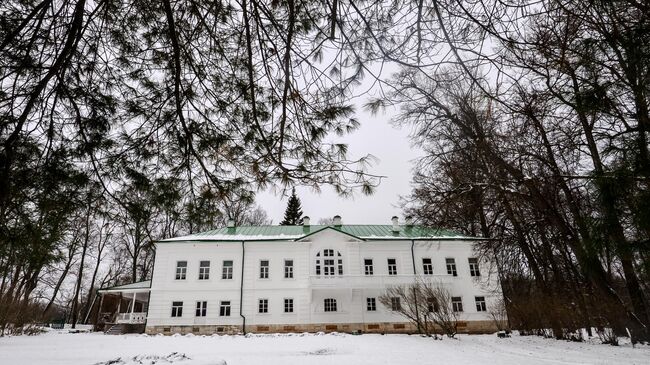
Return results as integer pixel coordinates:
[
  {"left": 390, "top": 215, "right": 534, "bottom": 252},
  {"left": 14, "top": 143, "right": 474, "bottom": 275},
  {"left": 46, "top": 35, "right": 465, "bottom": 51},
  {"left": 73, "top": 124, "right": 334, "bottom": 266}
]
[{"left": 280, "top": 188, "right": 303, "bottom": 225}]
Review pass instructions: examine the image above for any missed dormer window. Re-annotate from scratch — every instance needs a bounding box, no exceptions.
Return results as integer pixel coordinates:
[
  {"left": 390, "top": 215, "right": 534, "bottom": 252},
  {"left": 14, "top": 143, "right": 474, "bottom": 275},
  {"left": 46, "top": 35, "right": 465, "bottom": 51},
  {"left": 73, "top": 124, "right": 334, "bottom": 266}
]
[{"left": 316, "top": 249, "right": 343, "bottom": 276}]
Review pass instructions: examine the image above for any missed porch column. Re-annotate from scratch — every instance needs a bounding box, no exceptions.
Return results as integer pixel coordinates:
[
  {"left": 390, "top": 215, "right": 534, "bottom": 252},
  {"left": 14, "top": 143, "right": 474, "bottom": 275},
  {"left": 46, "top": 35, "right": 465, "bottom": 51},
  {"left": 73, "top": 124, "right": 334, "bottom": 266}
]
[{"left": 130, "top": 292, "right": 137, "bottom": 323}]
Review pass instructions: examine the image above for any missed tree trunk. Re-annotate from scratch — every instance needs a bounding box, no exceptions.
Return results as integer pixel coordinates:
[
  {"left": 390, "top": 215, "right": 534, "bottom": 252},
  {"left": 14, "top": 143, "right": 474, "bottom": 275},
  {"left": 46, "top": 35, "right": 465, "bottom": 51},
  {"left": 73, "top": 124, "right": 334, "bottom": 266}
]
[
  {"left": 42, "top": 248, "right": 76, "bottom": 316},
  {"left": 71, "top": 200, "right": 92, "bottom": 329},
  {"left": 82, "top": 232, "right": 107, "bottom": 323}
]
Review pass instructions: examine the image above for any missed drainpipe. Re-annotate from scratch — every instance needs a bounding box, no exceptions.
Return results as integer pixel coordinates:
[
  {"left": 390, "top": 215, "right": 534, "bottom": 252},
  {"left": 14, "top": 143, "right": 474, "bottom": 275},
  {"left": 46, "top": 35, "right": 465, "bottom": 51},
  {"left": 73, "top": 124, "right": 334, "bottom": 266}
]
[
  {"left": 410, "top": 239, "right": 422, "bottom": 334},
  {"left": 143, "top": 246, "right": 156, "bottom": 332},
  {"left": 239, "top": 241, "right": 246, "bottom": 334},
  {"left": 410, "top": 239, "right": 416, "bottom": 275}
]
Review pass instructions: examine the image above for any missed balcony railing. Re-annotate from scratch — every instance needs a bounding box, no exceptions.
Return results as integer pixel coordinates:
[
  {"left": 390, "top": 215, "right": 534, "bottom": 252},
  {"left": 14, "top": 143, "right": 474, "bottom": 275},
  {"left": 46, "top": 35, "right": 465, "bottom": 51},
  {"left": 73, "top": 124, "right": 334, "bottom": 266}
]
[{"left": 116, "top": 312, "right": 147, "bottom": 324}]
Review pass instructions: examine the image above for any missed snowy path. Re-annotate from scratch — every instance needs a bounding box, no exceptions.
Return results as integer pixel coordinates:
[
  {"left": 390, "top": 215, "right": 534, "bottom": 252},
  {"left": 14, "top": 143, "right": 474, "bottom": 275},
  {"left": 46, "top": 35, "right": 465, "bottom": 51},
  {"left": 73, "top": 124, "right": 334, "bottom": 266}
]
[{"left": 0, "top": 331, "right": 648, "bottom": 365}]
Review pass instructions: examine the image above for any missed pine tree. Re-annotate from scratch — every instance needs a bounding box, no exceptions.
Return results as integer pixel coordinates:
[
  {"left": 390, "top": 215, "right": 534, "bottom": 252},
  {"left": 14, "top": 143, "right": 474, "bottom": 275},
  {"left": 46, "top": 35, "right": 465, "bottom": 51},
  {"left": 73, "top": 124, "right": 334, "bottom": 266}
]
[{"left": 280, "top": 188, "right": 303, "bottom": 225}]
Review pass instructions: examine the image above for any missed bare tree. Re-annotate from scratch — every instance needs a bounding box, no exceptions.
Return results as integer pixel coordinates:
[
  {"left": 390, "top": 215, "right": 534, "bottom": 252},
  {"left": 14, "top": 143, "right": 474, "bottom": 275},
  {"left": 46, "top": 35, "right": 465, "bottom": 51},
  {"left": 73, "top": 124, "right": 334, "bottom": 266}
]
[
  {"left": 420, "top": 282, "right": 459, "bottom": 338},
  {"left": 379, "top": 282, "right": 426, "bottom": 335},
  {"left": 487, "top": 298, "right": 509, "bottom": 332},
  {"left": 380, "top": 279, "right": 460, "bottom": 338}
]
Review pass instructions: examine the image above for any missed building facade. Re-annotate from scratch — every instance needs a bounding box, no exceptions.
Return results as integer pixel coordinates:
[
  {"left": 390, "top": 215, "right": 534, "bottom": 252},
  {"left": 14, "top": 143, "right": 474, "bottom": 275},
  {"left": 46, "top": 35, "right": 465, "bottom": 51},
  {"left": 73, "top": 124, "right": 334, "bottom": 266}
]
[{"left": 135, "top": 217, "right": 503, "bottom": 335}]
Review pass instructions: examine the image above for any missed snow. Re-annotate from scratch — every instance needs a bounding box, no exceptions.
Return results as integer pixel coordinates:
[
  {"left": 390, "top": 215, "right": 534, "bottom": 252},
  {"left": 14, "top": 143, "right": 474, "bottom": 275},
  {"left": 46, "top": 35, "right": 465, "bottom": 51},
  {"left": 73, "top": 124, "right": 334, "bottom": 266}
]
[
  {"left": 1, "top": 331, "right": 648, "bottom": 365},
  {"left": 162, "top": 234, "right": 305, "bottom": 242},
  {"left": 161, "top": 235, "right": 478, "bottom": 242},
  {"left": 98, "top": 280, "right": 151, "bottom": 293},
  {"left": 362, "top": 235, "right": 476, "bottom": 240}
]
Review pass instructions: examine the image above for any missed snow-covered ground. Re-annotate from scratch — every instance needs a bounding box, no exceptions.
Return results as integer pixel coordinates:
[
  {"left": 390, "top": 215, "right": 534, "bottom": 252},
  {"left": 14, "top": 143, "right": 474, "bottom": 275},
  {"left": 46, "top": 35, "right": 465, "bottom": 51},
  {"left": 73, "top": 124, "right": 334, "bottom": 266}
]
[{"left": 0, "top": 330, "right": 648, "bottom": 365}]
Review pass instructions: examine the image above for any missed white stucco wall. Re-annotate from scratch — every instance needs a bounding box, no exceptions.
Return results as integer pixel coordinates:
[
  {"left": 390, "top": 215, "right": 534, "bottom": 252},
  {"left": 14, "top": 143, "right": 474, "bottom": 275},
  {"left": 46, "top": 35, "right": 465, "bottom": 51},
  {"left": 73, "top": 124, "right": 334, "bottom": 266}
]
[{"left": 146, "top": 228, "right": 501, "bottom": 328}]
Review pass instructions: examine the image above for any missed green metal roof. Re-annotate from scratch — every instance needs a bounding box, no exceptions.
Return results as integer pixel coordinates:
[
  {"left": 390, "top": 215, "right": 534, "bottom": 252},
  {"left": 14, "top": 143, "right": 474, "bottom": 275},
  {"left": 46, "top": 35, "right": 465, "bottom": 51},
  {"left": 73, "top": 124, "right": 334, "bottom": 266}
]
[{"left": 160, "top": 225, "right": 476, "bottom": 243}]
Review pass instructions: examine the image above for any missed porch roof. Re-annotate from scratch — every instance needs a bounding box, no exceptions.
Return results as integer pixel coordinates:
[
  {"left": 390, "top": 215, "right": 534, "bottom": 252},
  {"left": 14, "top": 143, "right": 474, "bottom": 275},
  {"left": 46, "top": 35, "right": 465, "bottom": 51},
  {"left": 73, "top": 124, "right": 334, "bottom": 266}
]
[{"left": 97, "top": 280, "right": 151, "bottom": 294}]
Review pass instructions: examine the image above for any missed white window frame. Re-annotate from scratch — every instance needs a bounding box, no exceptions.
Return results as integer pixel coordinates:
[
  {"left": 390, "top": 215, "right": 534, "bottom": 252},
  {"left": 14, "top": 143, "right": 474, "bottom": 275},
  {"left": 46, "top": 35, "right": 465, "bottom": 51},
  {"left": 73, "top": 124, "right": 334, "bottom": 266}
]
[
  {"left": 316, "top": 249, "right": 343, "bottom": 276},
  {"left": 364, "top": 259, "right": 374, "bottom": 276},
  {"left": 387, "top": 258, "right": 397, "bottom": 276},
  {"left": 475, "top": 296, "right": 487, "bottom": 312},
  {"left": 323, "top": 257, "right": 335, "bottom": 276},
  {"left": 469, "top": 258, "right": 481, "bottom": 277},
  {"left": 258, "top": 298, "right": 269, "bottom": 313},
  {"left": 422, "top": 258, "right": 433, "bottom": 275},
  {"left": 427, "top": 297, "right": 439, "bottom": 313},
  {"left": 284, "top": 298, "right": 294, "bottom": 313},
  {"left": 175, "top": 261, "right": 187, "bottom": 280},
  {"left": 366, "top": 297, "right": 376, "bottom": 311},
  {"left": 259, "top": 260, "right": 269, "bottom": 279},
  {"left": 446, "top": 258, "right": 458, "bottom": 277},
  {"left": 171, "top": 301, "right": 183, "bottom": 317},
  {"left": 452, "top": 296, "right": 463, "bottom": 312},
  {"left": 198, "top": 261, "right": 210, "bottom": 280},
  {"left": 195, "top": 301, "right": 207, "bottom": 317},
  {"left": 219, "top": 301, "right": 231, "bottom": 317},
  {"left": 222, "top": 260, "right": 233, "bottom": 280},
  {"left": 324, "top": 298, "right": 337, "bottom": 312},
  {"left": 284, "top": 259, "right": 294, "bottom": 279},
  {"left": 390, "top": 297, "right": 401, "bottom": 311}
]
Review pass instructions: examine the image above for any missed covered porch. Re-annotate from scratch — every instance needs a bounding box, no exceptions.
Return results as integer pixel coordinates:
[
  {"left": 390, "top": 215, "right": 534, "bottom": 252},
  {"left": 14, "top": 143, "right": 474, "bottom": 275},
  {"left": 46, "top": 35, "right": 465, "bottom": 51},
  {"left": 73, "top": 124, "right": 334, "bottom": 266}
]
[{"left": 96, "top": 280, "right": 151, "bottom": 333}]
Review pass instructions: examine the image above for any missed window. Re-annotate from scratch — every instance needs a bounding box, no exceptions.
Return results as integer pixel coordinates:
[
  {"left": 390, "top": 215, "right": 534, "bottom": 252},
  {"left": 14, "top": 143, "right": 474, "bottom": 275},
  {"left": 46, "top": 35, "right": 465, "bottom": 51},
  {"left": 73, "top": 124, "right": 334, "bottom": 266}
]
[
  {"left": 284, "top": 298, "right": 294, "bottom": 313},
  {"left": 219, "top": 301, "right": 231, "bottom": 316},
  {"left": 260, "top": 260, "right": 269, "bottom": 279},
  {"left": 469, "top": 258, "right": 481, "bottom": 277},
  {"left": 366, "top": 297, "right": 376, "bottom": 311},
  {"left": 258, "top": 299, "right": 268, "bottom": 313},
  {"left": 422, "top": 258, "right": 433, "bottom": 275},
  {"left": 284, "top": 260, "right": 294, "bottom": 279},
  {"left": 198, "top": 261, "right": 210, "bottom": 280},
  {"left": 323, "top": 250, "right": 335, "bottom": 276},
  {"left": 427, "top": 297, "right": 439, "bottom": 313},
  {"left": 391, "top": 297, "right": 401, "bottom": 311},
  {"left": 364, "top": 259, "right": 374, "bottom": 275},
  {"left": 446, "top": 258, "right": 457, "bottom": 276},
  {"left": 324, "top": 298, "right": 337, "bottom": 312},
  {"left": 222, "top": 260, "right": 233, "bottom": 279},
  {"left": 175, "top": 261, "right": 187, "bottom": 280},
  {"left": 452, "top": 297, "right": 463, "bottom": 312},
  {"left": 387, "top": 258, "right": 397, "bottom": 276},
  {"left": 475, "top": 296, "right": 487, "bottom": 312},
  {"left": 195, "top": 301, "right": 207, "bottom": 317},
  {"left": 171, "top": 301, "right": 183, "bottom": 317},
  {"left": 316, "top": 250, "right": 343, "bottom": 276}
]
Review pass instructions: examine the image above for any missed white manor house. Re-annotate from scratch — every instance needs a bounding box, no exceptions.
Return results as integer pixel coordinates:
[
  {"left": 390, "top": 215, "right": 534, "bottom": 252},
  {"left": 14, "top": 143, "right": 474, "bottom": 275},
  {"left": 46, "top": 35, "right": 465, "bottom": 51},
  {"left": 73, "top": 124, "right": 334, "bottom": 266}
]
[{"left": 97, "top": 216, "right": 503, "bottom": 335}]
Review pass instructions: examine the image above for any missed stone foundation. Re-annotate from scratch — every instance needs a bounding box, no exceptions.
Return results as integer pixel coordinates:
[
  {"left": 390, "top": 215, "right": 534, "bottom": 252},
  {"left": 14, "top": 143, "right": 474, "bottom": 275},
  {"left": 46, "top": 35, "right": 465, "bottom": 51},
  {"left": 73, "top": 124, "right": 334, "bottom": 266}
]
[
  {"left": 146, "top": 320, "right": 497, "bottom": 335},
  {"left": 146, "top": 324, "right": 241, "bottom": 335},
  {"left": 122, "top": 323, "right": 147, "bottom": 334}
]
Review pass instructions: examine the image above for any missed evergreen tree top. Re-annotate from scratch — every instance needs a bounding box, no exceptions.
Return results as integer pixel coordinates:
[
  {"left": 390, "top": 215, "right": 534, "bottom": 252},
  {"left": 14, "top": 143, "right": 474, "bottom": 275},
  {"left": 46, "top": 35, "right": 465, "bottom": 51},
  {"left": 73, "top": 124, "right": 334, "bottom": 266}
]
[{"left": 280, "top": 188, "right": 303, "bottom": 225}]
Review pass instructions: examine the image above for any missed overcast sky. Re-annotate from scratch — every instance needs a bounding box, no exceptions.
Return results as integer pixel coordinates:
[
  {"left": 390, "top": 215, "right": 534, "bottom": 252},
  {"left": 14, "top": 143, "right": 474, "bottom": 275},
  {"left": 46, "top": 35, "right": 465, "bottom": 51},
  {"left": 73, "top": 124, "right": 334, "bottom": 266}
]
[{"left": 257, "top": 102, "right": 422, "bottom": 225}]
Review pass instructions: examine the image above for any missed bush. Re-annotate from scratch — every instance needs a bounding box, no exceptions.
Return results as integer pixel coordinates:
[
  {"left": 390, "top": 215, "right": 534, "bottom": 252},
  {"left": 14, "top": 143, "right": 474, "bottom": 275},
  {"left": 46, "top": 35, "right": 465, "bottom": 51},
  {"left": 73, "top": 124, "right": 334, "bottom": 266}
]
[{"left": 379, "top": 279, "right": 459, "bottom": 338}]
